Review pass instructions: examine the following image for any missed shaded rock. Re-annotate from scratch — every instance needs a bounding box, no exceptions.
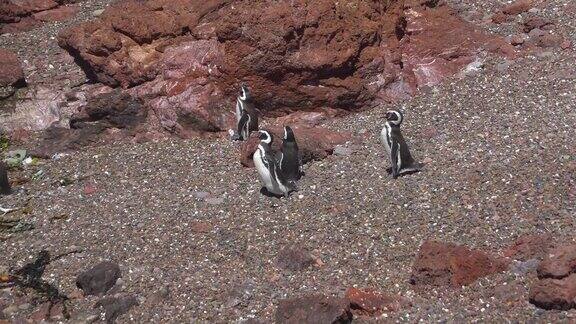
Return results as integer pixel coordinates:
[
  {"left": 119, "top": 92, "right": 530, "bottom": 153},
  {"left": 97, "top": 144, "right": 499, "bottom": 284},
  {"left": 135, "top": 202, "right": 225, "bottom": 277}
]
[
  {"left": 535, "top": 34, "right": 564, "bottom": 48},
  {"left": 276, "top": 245, "right": 316, "bottom": 271},
  {"left": 523, "top": 16, "right": 552, "bottom": 33},
  {"left": 529, "top": 274, "right": 576, "bottom": 310},
  {"left": 502, "top": 0, "right": 533, "bottom": 15},
  {"left": 32, "top": 5, "right": 78, "bottom": 21},
  {"left": 275, "top": 295, "right": 352, "bottom": 324},
  {"left": 94, "top": 295, "right": 138, "bottom": 324},
  {"left": 410, "top": 241, "right": 509, "bottom": 287},
  {"left": 502, "top": 234, "right": 556, "bottom": 261},
  {"left": 274, "top": 109, "right": 341, "bottom": 128},
  {"left": 537, "top": 244, "right": 576, "bottom": 279},
  {"left": 345, "top": 287, "right": 409, "bottom": 316},
  {"left": 240, "top": 125, "right": 352, "bottom": 168},
  {"left": 0, "top": 161, "right": 11, "bottom": 195},
  {"left": 70, "top": 89, "right": 146, "bottom": 130},
  {"left": 0, "top": 48, "right": 25, "bottom": 98},
  {"left": 76, "top": 261, "right": 121, "bottom": 296},
  {"left": 491, "top": 12, "right": 510, "bottom": 24}
]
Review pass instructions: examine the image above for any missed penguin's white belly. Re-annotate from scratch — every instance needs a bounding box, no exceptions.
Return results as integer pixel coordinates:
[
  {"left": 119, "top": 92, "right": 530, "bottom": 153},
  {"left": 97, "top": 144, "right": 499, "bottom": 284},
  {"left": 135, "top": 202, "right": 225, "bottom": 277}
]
[
  {"left": 380, "top": 126, "right": 392, "bottom": 155},
  {"left": 235, "top": 100, "right": 242, "bottom": 123},
  {"left": 253, "top": 148, "right": 274, "bottom": 190}
]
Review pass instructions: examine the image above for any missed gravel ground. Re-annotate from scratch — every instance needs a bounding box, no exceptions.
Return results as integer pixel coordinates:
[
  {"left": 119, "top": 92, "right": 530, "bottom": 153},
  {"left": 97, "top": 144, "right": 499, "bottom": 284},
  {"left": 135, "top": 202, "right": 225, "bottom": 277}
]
[{"left": 1, "top": 0, "right": 576, "bottom": 323}]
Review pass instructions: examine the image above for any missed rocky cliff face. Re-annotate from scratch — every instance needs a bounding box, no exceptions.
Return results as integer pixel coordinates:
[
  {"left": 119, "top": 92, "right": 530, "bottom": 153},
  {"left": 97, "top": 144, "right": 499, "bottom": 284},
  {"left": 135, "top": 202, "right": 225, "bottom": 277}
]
[{"left": 53, "top": 0, "right": 513, "bottom": 139}]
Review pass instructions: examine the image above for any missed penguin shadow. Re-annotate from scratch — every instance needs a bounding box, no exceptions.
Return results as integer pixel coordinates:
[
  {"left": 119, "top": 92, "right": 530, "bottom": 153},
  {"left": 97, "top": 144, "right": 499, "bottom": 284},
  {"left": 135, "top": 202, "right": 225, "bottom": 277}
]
[{"left": 259, "top": 187, "right": 299, "bottom": 199}]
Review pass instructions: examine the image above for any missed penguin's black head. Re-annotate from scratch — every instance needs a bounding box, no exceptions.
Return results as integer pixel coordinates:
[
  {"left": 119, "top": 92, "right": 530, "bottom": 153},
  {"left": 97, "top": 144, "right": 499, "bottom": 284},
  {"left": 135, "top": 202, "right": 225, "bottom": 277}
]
[
  {"left": 258, "top": 130, "right": 273, "bottom": 144},
  {"left": 385, "top": 110, "right": 403, "bottom": 126},
  {"left": 283, "top": 126, "right": 296, "bottom": 142},
  {"left": 239, "top": 84, "right": 251, "bottom": 100}
]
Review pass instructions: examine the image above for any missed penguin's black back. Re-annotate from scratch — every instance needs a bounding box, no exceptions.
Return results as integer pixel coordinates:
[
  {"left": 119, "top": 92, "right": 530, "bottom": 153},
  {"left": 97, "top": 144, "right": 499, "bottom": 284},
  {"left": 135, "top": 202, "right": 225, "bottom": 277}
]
[
  {"left": 391, "top": 126, "right": 415, "bottom": 168},
  {"left": 0, "top": 161, "right": 11, "bottom": 195},
  {"left": 280, "top": 140, "right": 301, "bottom": 182}
]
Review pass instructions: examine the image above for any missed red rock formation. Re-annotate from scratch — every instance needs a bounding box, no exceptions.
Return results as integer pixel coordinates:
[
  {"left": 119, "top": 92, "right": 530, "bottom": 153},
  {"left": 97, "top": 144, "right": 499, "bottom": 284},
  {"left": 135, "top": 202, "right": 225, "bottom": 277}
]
[
  {"left": 53, "top": 0, "right": 514, "bottom": 138},
  {"left": 0, "top": 0, "right": 80, "bottom": 33},
  {"left": 410, "top": 241, "right": 509, "bottom": 287}
]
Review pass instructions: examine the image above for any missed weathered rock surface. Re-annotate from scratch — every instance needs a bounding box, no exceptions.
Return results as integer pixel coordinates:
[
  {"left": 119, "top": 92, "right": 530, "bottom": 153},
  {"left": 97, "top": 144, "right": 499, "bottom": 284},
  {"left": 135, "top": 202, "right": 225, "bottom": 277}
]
[
  {"left": 275, "top": 295, "right": 352, "bottom": 324},
  {"left": 537, "top": 244, "right": 576, "bottom": 280},
  {"left": 76, "top": 261, "right": 121, "bottom": 296},
  {"left": 95, "top": 294, "right": 139, "bottom": 323},
  {"left": 0, "top": 0, "right": 80, "bottom": 34},
  {"left": 529, "top": 273, "right": 576, "bottom": 310},
  {"left": 0, "top": 48, "right": 25, "bottom": 98},
  {"left": 502, "top": 234, "right": 556, "bottom": 261},
  {"left": 410, "top": 241, "right": 509, "bottom": 287},
  {"left": 239, "top": 125, "right": 352, "bottom": 168},
  {"left": 345, "top": 287, "right": 409, "bottom": 317}
]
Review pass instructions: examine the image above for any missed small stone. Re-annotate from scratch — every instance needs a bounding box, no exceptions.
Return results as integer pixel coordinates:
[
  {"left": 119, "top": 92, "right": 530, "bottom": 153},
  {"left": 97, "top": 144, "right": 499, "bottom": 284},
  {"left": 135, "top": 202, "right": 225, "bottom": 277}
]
[
  {"left": 18, "top": 303, "right": 31, "bottom": 311},
  {"left": 560, "top": 40, "right": 572, "bottom": 50},
  {"left": 2, "top": 305, "right": 19, "bottom": 317},
  {"left": 511, "top": 259, "right": 540, "bottom": 276},
  {"left": 276, "top": 245, "right": 316, "bottom": 271},
  {"left": 496, "top": 61, "right": 511, "bottom": 72},
  {"left": 192, "top": 191, "right": 210, "bottom": 199},
  {"left": 276, "top": 295, "right": 352, "bottom": 324},
  {"left": 528, "top": 28, "right": 546, "bottom": 39},
  {"left": 508, "top": 34, "right": 527, "bottom": 46},
  {"left": 422, "top": 157, "right": 433, "bottom": 164},
  {"left": 205, "top": 197, "right": 224, "bottom": 205},
  {"left": 92, "top": 9, "right": 105, "bottom": 17},
  {"left": 333, "top": 145, "right": 353, "bottom": 156}
]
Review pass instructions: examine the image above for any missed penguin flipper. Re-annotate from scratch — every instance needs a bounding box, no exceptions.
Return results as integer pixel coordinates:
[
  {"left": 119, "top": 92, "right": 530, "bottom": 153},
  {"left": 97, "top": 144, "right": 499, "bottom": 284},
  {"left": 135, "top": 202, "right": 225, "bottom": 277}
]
[
  {"left": 237, "top": 112, "right": 250, "bottom": 140},
  {"left": 390, "top": 142, "right": 400, "bottom": 179}
]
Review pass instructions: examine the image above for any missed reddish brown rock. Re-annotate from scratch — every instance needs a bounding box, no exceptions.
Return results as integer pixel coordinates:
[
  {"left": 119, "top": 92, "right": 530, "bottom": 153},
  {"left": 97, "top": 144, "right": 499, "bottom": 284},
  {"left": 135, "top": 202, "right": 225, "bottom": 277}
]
[
  {"left": 502, "top": 234, "right": 556, "bottom": 261},
  {"left": 239, "top": 125, "right": 352, "bottom": 168},
  {"left": 523, "top": 16, "right": 552, "bottom": 33},
  {"left": 537, "top": 244, "right": 576, "bottom": 279},
  {"left": 32, "top": 5, "right": 78, "bottom": 22},
  {"left": 491, "top": 12, "right": 510, "bottom": 24},
  {"left": 529, "top": 274, "right": 576, "bottom": 310},
  {"left": 345, "top": 288, "right": 409, "bottom": 316},
  {"left": 502, "top": 0, "right": 533, "bottom": 15},
  {"left": 275, "top": 295, "right": 352, "bottom": 324},
  {"left": 410, "top": 241, "right": 509, "bottom": 287},
  {"left": 397, "top": 5, "right": 515, "bottom": 91},
  {"left": 0, "top": 48, "right": 25, "bottom": 98},
  {"left": 0, "top": 0, "right": 79, "bottom": 34}
]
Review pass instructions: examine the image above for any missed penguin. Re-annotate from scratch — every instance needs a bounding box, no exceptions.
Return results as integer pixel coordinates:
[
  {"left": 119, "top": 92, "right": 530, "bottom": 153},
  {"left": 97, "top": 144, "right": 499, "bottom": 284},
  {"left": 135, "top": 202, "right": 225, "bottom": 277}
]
[
  {"left": 253, "top": 130, "right": 297, "bottom": 197},
  {"left": 279, "top": 126, "right": 302, "bottom": 183},
  {"left": 0, "top": 161, "right": 10, "bottom": 195},
  {"left": 380, "top": 110, "right": 422, "bottom": 179},
  {"left": 231, "top": 84, "right": 258, "bottom": 141}
]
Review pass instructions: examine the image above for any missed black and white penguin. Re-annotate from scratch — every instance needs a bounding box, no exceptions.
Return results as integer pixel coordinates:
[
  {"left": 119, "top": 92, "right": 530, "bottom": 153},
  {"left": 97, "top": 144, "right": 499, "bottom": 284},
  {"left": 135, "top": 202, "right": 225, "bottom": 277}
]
[
  {"left": 279, "top": 126, "right": 302, "bottom": 183},
  {"left": 232, "top": 84, "right": 258, "bottom": 141},
  {"left": 0, "top": 161, "right": 10, "bottom": 195},
  {"left": 380, "top": 110, "right": 422, "bottom": 179},
  {"left": 253, "top": 130, "right": 297, "bottom": 197}
]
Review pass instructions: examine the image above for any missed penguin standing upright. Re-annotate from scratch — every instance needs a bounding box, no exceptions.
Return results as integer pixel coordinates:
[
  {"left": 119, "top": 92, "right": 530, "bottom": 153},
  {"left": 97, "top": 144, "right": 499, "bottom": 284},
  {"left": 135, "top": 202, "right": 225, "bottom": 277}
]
[
  {"left": 0, "top": 161, "right": 10, "bottom": 195},
  {"left": 232, "top": 84, "right": 258, "bottom": 141},
  {"left": 279, "top": 126, "right": 302, "bottom": 183},
  {"left": 380, "top": 110, "right": 422, "bottom": 179},
  {"left": 253, "top": 130, "right": 297, "bottom": 197}
]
